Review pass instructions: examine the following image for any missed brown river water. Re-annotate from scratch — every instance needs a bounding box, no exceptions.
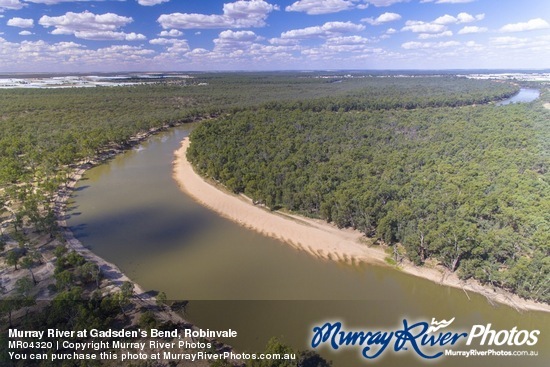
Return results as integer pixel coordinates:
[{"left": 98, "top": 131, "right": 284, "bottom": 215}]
[{"left": 67, "top": 124, "right": 549, "bottom": 367}]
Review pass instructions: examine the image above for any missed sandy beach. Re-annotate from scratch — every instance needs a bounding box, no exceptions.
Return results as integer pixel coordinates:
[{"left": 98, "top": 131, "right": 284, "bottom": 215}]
[{"left": 173, "top": 137, "right": 550, "bottom": 313}]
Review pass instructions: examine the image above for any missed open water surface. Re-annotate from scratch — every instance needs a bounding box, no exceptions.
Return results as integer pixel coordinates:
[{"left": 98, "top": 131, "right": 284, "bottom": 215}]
[
  {"left": 68, "top": 124, "right": 549, "bottom": 367},
  {"left": 496, "top": 88, "right": 540, "bottom": 105}
]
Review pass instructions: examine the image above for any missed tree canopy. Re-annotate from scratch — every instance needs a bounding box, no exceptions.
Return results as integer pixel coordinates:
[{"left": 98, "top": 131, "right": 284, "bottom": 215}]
[{"left": 188, "top": 77, "right": 548, "bottom": 303}]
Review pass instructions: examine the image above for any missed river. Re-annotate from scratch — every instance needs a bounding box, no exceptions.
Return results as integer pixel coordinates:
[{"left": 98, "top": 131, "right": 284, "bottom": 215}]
[
  {"left": 67, "top": 124, "right": 549, "bottom": 367},
  {"left": 496, "top": 88, "right": 540, "bottom": 106}
]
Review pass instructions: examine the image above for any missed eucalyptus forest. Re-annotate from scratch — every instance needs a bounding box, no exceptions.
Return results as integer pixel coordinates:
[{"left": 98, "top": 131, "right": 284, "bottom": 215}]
[
  {"left": 0, "top": 73, "right": 547, "bottom": 327},
  {"left": 187, "top": 75, "right": 549, "bottom": 303}
]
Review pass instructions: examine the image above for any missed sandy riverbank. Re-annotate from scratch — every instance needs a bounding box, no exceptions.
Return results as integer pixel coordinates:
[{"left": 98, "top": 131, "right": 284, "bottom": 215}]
[
  {"left": 173, "top": 137, "right": 550, "bottom": 313},
  {"left": 55, "top": 166, "right": 151, "bottom": 298}
]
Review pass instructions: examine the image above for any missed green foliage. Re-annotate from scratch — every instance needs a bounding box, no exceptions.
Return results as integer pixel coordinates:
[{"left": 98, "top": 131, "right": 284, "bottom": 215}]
[
  {"left": 138, "top": 310, "right": 158, "bottom": 331},
  {"left": 189, "top": 81, "right": 549, "bottom": 303},
  {"left": 54, "top": 244, "right": 68, "bottom": 258},
  {"left": 6, "top": 249, "right": 22, "bottom": 270},
  {"left": 156, "top": 291, "right": 167, "bottom": 308}
]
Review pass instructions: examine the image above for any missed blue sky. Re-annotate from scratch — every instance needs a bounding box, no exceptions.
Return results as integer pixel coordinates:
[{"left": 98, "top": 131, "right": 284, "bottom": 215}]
[{"left": 0, "top": 0, "right": 549, "bottom": 72}]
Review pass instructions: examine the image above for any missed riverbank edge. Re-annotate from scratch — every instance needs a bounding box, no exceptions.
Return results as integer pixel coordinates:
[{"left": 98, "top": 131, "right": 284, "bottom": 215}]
[
  {"left": 54, "top": 121, "right": 188, "bottom": 298},
  {"left": 51, "top": 119, "right": 242, "bottom": 362},
  {"left": 54, "top": 115, "right": 217, "bottom": 296},
  {"left": 173, "top": 136, "right": 550, "bottom": 313}
]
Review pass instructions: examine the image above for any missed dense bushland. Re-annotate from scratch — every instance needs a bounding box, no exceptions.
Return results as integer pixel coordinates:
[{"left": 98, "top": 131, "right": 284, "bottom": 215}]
[{"left": 188, "top": 79, "right": 548, "bottom": 303}]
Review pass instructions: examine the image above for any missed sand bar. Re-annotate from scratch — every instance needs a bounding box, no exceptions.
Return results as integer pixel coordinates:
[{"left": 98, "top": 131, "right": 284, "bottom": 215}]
[{"left": 174, "top": 137, "right": 550, "bottom": 313}]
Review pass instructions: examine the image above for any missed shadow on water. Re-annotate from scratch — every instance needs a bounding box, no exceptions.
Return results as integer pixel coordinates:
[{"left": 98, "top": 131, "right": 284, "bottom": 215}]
[
  {"left": 101, "top": 264, "right": 125, "bottom": 281},
  {"left": 66, "top": 124, "right": 550, "bottom": 367},
  {"left": 69, "top": 204, "right": 214, "bottom": 256},
  {"left": 73, "top": 185, "right": 90, "bottom": 192}
]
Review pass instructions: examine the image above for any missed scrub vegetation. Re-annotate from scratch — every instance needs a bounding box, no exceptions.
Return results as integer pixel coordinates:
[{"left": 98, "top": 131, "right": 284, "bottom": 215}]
[
  {"left": 188, "top": 76, "right": 549, "bottom": 304},
  {"left": 0, "top": 73, "right": 544, "bottom": 366}
]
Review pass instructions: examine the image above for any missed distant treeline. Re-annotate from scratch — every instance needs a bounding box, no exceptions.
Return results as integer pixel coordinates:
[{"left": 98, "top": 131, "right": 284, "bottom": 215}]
[
  {"left": 2, "top": 74, "right": 546, "bottom": 303},
  {"left": 0, "top": 72, "right": 357, "bottom": 367},
  {"left": 188, "top": 78, "right": 549, "bottom": 303},
  {"left": 0, "top": 75, "right": 517, "bottom": 186},
  {"left": 1, "top": 74, "right": 414, "bottom": 240}
]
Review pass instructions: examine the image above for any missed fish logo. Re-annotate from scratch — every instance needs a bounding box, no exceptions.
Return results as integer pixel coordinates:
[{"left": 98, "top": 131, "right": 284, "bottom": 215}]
[{"left": 427, "top": 317, "right": 456, "bottom": 333}]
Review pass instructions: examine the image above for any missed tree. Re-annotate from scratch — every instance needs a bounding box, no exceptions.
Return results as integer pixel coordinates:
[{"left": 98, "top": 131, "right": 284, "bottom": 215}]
[
  {"left": 6, "top": 250, "right": 21, "bottom": 270},
  {"left": 115, "top": 281, "right": 135, "bottom": 316},
  {"left": 54, "top": 270, "right": 74, "bottom": 290},
  {"left": 156, "top": 291, "right": 168, "bottom": 309},
  {"left": 120, "top": 281, "right": 134, "bottom": 298},
  {"left": 81, "top": 262, "right": 102, "bottom": 289},
  {"left": 54, "top": 244, "right": 67, "bottom": 258},
  {"left": 14, "top": 277, "right": 34, "bottom": 297},
  {"left": 13, "top": 277, "right": 36, "bottom": 318},
  {"left": 20, "top": 256, "right": 37, "bottom": 285}
]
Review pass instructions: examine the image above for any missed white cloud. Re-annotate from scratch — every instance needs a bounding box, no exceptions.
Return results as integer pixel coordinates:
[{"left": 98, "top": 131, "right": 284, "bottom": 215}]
[
  {"left": 39, "top": 11, "right": 132, "bottom": 33},
  {"left": 149, "top": 37, "right": 189, "bottom": 56},
  {"left": 402, "top": 20, "right": 447, "bottom": 33},
  {"left": 325, "top": 35, "right": 371, "bottom": 45},
  {"left": 458, "top": 26, "right": 487, "bottom": 34},
  {"left": 137, "top": 0, "right": 170, "bottom": 5},
  {"left": 214, "top": 30, "right": 261, "bottom": 53},
  {"left": 157, "top": 28, "right": 299, "bottom": 68},
  {"left": 281, "top": 21, "right": 365, "bottom": 39},
  {"left": 283, "top": 0, "right": 410, "bottom": 14},
  {"left": 418, "top": 30, "right": 452, "bottom": 39},
  {"left": 0, "top": 37, "right": 156, "bottom": 72},
  {"left": 268, "top": 37, "right": 299, "bottom": 45},
  {"left": 403, "top": 12, "right": 482, "bottom": 35},
  {"left": 491, "top": 36, "right": 522, "bottom": 46},
  {"left": 402, "top": 40, "right": 460, "bottom": 49},
  {"left": 39, "top": 11, "right": 146, "bottom": 41},
  {"left": 499, "top": 18, "right": 550, "bottom": 33},
  {"left": 433, "top": 12, "right": 480, "bottom": 25},
  {"left": 186, "top": 48, "right": 209, "bottom": 57},
  {"left": 309, "top": 35, "right": 374, "bottom": 55},
  {"left": 285, "top": 0, "right": 356, "bottom": 15},
  {"left": 218, "top": 29, "right": 260, "bottom": 42},
  {"left": 25, "top": 0, "right": 120, "bottom": 4},
  {"left": 149, "top": 38, "right": 173, "bottom": 45},
  {"left": 420, "top": 0, "right": 476, "bottom": 3},
  {"left": 158, "top": 0, "right": 278, "bottom": 29},
  {"left": 159, "top": 29, "right": 183, "bottom": 37},
  {"left": 363, "top": 12, "right": 401, "bottom": 25},
  {"left": 490, "top": 35, "right": 550, "bottom": 50},
  {"left": 0, "top": 0, "right": 25, "bottom": 10},
  {"left": 73, "top": 31, "right": 146, "bottom": 41},
  {"left": 386, "top": 28, "right": 397, "bottom": 34},
  {"left": 456, "top": 12, "right": 475, "bottom": 23},
  {"left": 19, "top": 30, "right": 32, "bottom": 36},
  {"left": 7, "top": 17, "right": 34, "bottom": 28},
  {"left": 367, "top": 0, "right": 409, "bottom": 6},
  {"left": 433, "top": 14, "right": 457, "bottom": 25},
  {"left": 158, "top": 13, "right": 227, "bottom": 29}
]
